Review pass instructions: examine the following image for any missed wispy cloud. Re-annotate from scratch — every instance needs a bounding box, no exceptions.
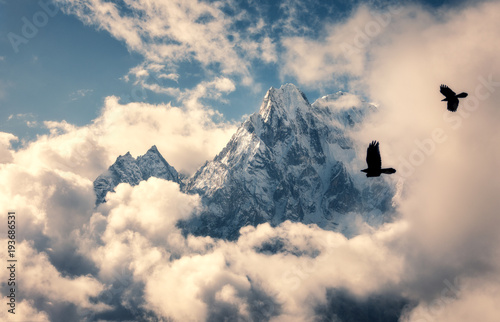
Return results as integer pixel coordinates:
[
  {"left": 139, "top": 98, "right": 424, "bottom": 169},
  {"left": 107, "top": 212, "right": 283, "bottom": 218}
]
[
  {"left": 7, "top": 113, "right": 38, "bottom": 127},
  {"left": 276, "top": 0, "right": 320, "bottom": 35},
  {"left": 55, "top": 0, "right": 277, "bottom": 90},
  {"left": 69, "top": 88, "right": 93, "bottom": 101},
  {"left": 0, "top": 79, "right": 11, "bottom": 100},
  {"left": 122, "top": 61, "right": 237, "bottom": 109},
  {"left": 280, "top": 4, "right": 404, "bottom": 89}
]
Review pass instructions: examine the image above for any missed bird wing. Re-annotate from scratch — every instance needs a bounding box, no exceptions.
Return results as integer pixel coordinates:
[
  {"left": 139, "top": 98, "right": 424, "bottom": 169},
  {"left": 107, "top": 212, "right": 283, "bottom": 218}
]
[
  {"left": 366, "top": 141, "right": 381, "bottom": 169},
  {"left": 440, "top": 84, "right": 456, "bottom": 98}
]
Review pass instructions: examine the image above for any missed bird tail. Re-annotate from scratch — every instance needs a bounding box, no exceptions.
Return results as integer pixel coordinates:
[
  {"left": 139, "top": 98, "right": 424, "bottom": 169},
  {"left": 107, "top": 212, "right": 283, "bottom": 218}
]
[
  {"left": 456, "top": 92, "right": 468, "bottom": 98},
  {"left": 381, "top": 168, "right": 396, "bottom": 174}
]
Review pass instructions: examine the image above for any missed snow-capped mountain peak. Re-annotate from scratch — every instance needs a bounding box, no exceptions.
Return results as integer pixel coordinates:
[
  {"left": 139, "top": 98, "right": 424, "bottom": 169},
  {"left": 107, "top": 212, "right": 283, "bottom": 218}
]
[
  {"left": 181, "top": 84, "right": 394, "bottom": 239},
  {"left": 258, "top": 83, "right": 310, "bottom": 122}
]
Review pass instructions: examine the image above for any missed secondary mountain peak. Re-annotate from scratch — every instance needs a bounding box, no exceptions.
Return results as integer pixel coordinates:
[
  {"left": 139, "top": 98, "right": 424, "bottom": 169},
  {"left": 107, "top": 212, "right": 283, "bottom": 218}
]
[{"left": 93, "top": 146, "right": 181, "bottom": 205}]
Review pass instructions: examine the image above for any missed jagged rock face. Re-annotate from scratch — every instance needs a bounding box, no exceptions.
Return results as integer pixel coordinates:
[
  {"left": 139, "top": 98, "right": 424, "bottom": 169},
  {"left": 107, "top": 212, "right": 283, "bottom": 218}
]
[
  {"left": 183, "top": 84, "right": 394, "bottom": 240},
  {"left": 93, "top": 145, "right": 181, "bottom": 205},
  {"left": 93, "top": 84, "right": 396, "bottom": 240}
]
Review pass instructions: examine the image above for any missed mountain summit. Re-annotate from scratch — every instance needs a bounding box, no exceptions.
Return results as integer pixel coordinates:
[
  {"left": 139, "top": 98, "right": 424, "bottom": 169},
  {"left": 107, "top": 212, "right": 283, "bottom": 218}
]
[
  {"left": 94, "top": 84, "right": 395, "bottom": 240},
  {"left": 183, "top": 84, "right": 394, "bottom": 239}
]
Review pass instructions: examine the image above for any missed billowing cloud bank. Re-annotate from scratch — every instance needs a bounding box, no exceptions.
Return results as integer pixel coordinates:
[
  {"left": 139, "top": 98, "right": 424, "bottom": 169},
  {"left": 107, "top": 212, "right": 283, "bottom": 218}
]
[{"left": 1, "top": 1, "right": 500, "bottom": 321}]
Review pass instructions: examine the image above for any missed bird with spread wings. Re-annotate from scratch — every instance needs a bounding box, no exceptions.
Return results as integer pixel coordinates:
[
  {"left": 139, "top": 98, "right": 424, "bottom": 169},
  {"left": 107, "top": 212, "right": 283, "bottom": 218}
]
[
  {"left": 440, "top": 84, "right": 468, "bottom": 112},
  {"left": 361, "top": 141, "right": 396, "bottom": 177}
]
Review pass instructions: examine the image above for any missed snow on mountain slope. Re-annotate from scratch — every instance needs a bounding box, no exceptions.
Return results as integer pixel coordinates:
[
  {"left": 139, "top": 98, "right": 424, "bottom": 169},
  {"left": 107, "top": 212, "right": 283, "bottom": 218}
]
[
  {"left": 181, "top": 84, "right": 395, "bottom": 239},
  {"left": 93, "top": 145, "right": 181, "bottom": 205}
]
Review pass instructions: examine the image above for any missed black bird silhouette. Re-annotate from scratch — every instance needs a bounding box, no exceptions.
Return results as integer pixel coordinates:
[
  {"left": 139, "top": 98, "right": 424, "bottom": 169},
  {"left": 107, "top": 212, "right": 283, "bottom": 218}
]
[
  {"left": 440, "top": 84, "right": 468, "bottom": 112},
  {"left": 361, "top": 141, "right": 396, "bottom": 177}
]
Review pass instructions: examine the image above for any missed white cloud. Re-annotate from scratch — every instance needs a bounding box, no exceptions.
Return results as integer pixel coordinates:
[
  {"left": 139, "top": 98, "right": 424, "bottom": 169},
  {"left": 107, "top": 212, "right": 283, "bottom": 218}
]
[
  {"left": 56, "top": 0, "right": 277, "bottom": 86},
  {"left": 180, "top": 77, "right": 236, "bottom": 108},
  {"left": 260, "top": 36, "right": 278, "bottom": 63},
  {"left": 0, "top": 300, "right": 50, "bottom": 322},
  {"left": 6, "top": 113, "right": 38, "bottom": 129},
  {"left": 62, "top": 167, "right": 405, "bottom": 321},
  {"left": 0, "top": 79, "right": 11, "bottom": 100},
  {"left": 69, "top": 88, "right": 93, "bottom": 101},
  {"left": 144, "top": 251, "right": 234, "bottom": 321},
  {"left": 98, "top": 178, "right": 201, "bottom": 250},
  {"left": 14, "top": 95, "right": 237, "bottom": 177},
  {"left": 280, "top": 1, "right": 500, "bottom": 320},
  {"left": 0, "top": 241, "right": 110, "bottom": 319},
  {"left": 314, "top": 92, "right": 364, "bottom": 110},
  {"left": 55, "top": 0, "right": 278, "bottom": 105},
  {"left": 17, "top": 242, "right": 108, "bottom": 309},
  {"left": 350, "top": 2, "right": 500, "bottom": 320},
  {"left": 157, "top": 73, "right": 180, "bottom": 82},
  {"left": 0, "top": 89, "right": 238, "bottom": 317},
  {"left": 281, "top": 5, "right": 403, "bottom": 88},
  {"left": 401, "top": 275, "right": 500, "bottom": 322},
  {"left": 0, "top": 132, "right": 17, "bottom": 163},
  {"left": 83, "top": 197, "right": 406, "bottom": 321},
  {"left": 275, "top": 0, "right": 322, "bottom": 35},
  {"left": 0, "top": 140, "right": 206, "bottom": 319}
]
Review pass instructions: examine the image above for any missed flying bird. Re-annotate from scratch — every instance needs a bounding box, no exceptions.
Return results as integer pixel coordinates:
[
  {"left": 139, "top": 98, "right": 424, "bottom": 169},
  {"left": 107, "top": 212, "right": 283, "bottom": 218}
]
[
  {"left": 440, "top": 84, "right": 468, "bottom": 112},
  {"left": 361, "top": 141, "right": 396, "bottom": 177}
]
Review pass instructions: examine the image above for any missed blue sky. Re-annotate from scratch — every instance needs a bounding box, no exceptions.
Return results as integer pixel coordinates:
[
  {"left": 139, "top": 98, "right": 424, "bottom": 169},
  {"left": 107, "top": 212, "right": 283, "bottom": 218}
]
[{"left": 0, "top": 0, "right": 462, "bottom": 143}]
